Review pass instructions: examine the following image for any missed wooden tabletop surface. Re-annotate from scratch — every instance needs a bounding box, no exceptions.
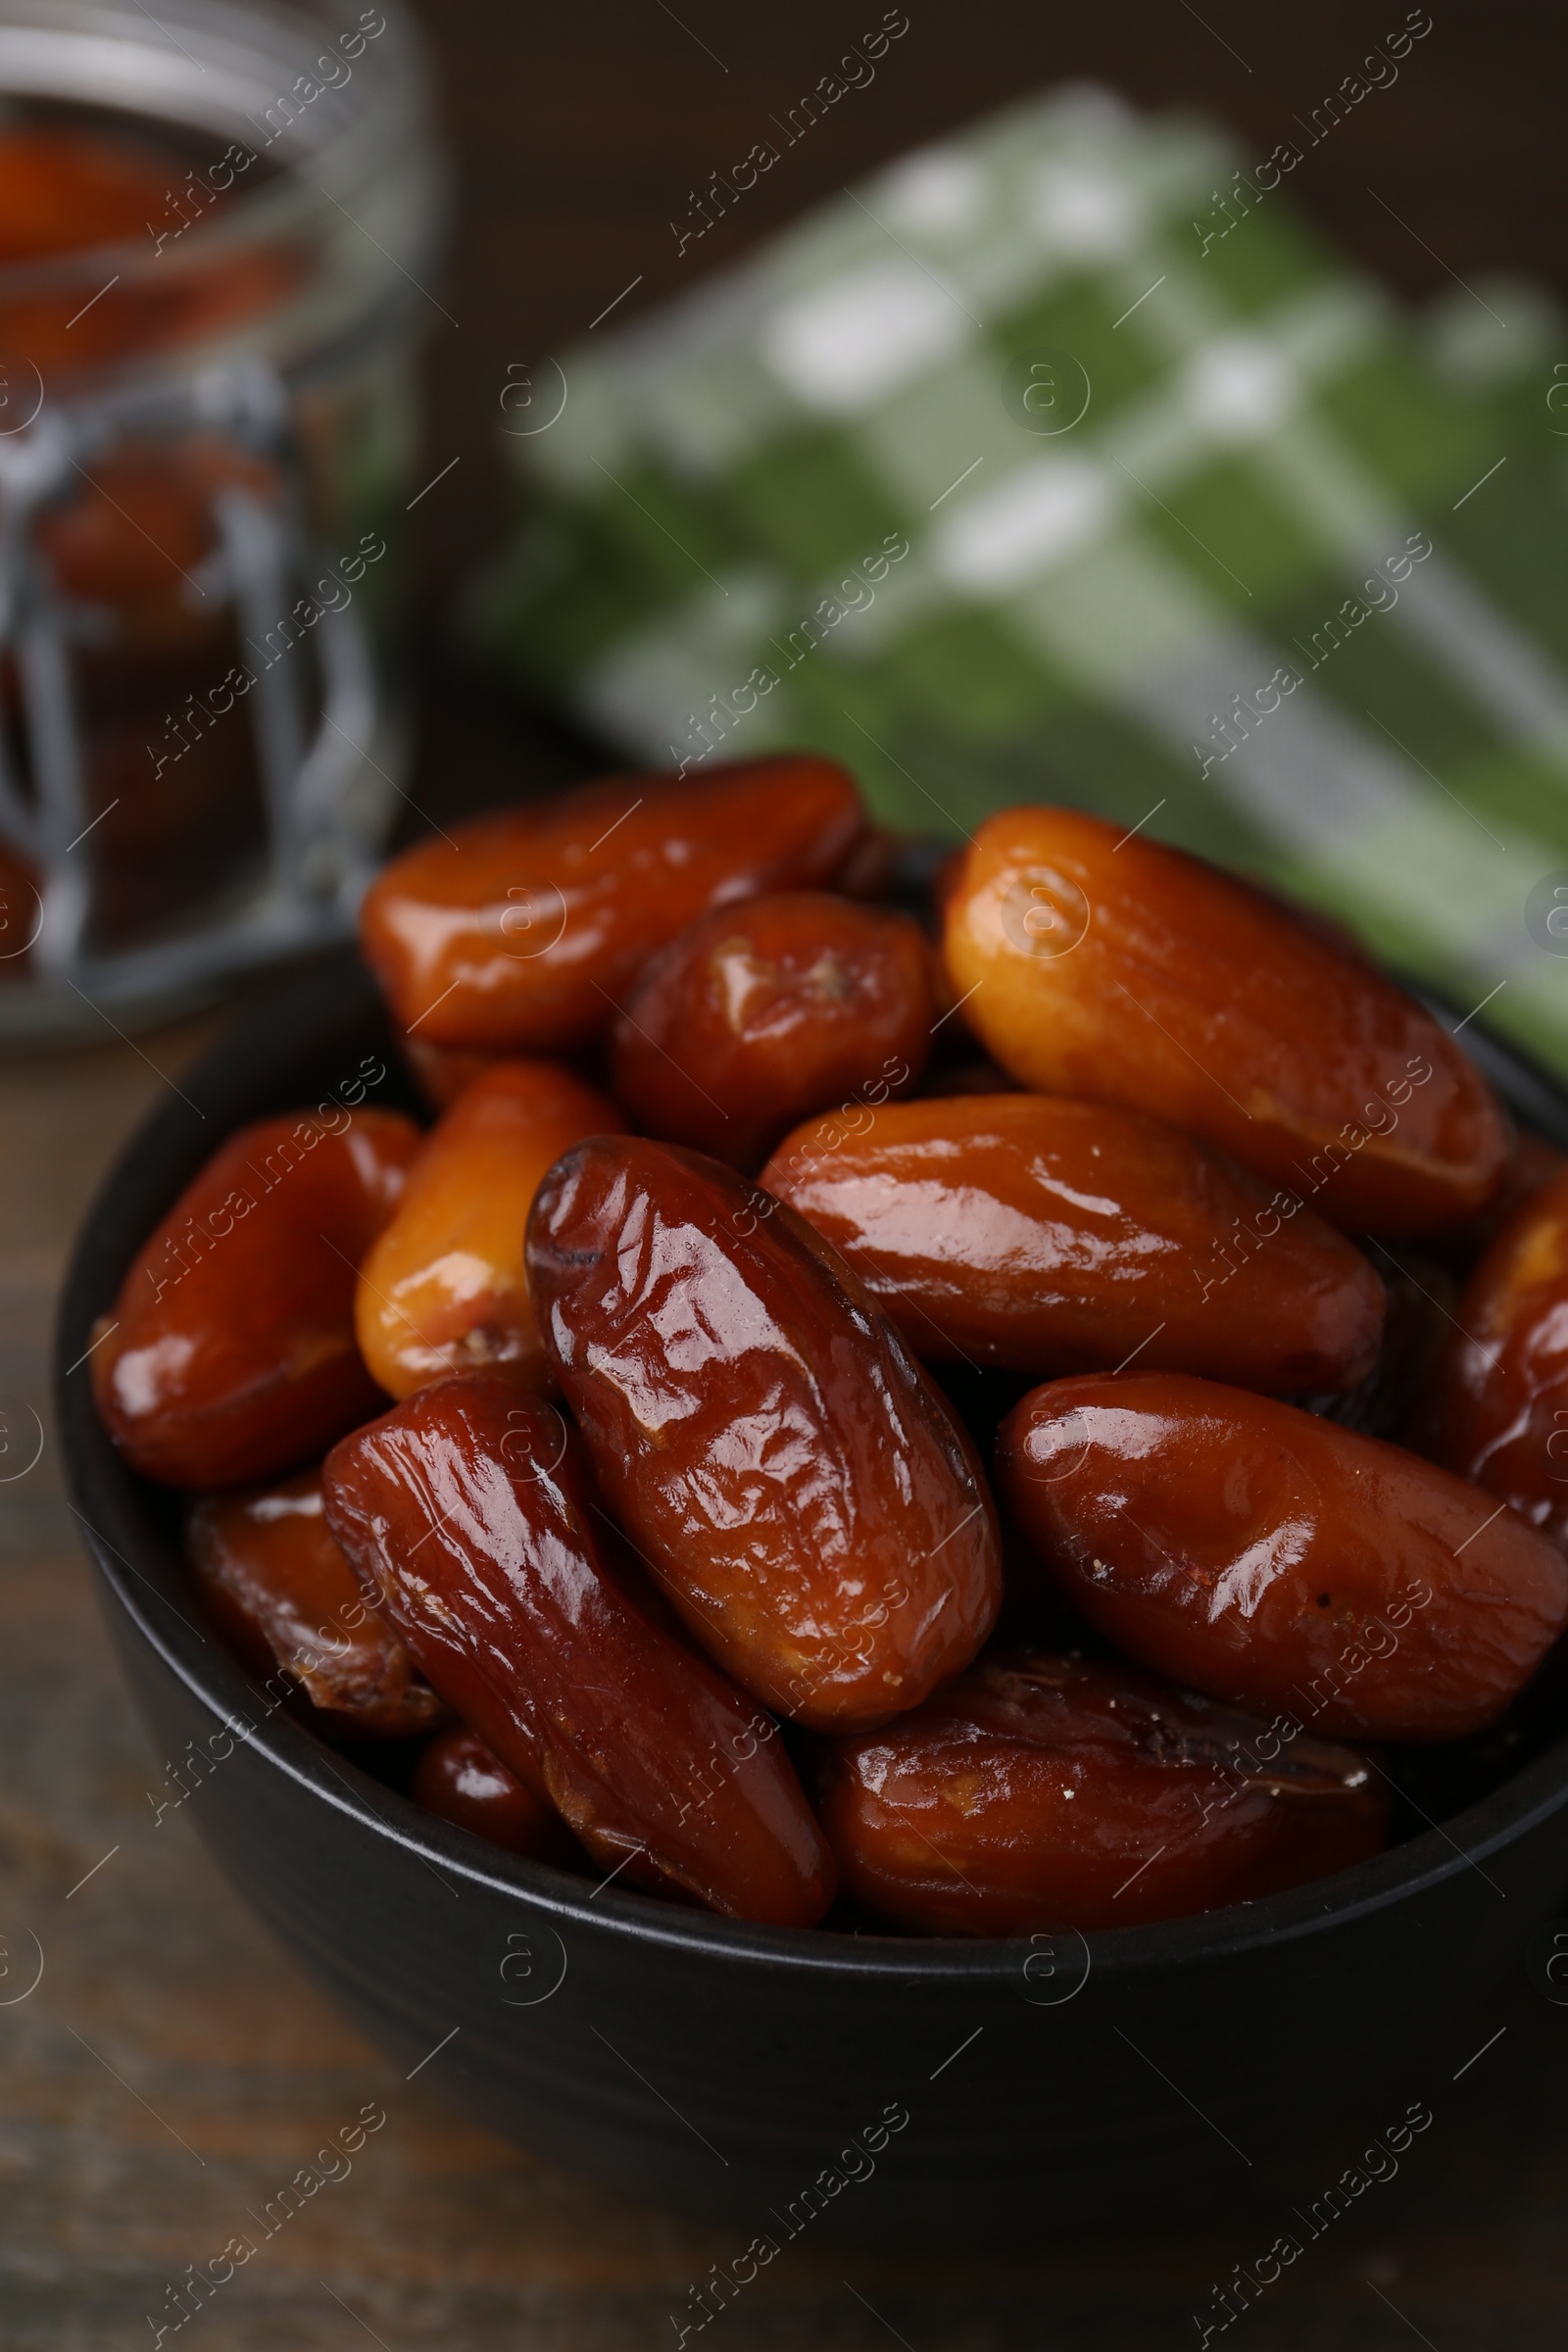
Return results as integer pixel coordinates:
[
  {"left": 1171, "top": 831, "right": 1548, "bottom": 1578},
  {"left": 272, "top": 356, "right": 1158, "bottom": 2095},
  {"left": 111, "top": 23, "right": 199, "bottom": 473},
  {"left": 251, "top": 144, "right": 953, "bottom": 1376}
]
[{"left": 6, "top": 4, "right": 1568, "bottom": 2344}]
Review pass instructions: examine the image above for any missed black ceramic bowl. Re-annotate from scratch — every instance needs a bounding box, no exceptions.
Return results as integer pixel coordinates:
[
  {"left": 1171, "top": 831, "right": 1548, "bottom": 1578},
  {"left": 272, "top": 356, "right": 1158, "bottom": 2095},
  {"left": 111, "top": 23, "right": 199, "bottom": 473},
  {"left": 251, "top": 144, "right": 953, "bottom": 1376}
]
[{"left": 56, "top": 946, "right": 1568, "bottom": 2245}]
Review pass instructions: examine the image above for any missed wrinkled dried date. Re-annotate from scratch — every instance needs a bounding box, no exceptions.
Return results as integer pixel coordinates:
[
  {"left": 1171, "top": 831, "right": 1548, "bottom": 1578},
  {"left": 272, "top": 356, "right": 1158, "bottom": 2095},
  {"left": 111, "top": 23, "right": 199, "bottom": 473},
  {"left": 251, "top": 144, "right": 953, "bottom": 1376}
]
[
  {"left": 820, "top": 1650, "right": 1389, "bottom": 1935},
  {"left": 186, "top": 1470, "right": 447, "bottom": 1739},
  {"left": 942, "top": 807, "right": 1507, "bottom": 1234},
  {"left": 527, "top": 1136, "right": 1003, "bottom": 1733},
  {"left": 1420, "top": 1168, "right": 1568, "bottom": 1549},
  {"left": 322, "top": 1374, "right": 836, "bottom": 1926},
  {"left": 92, "top": 1107, "right": 420, "bottom": 1488},
  {"left": 359, "top": 757, "right": 865, "bottom": 1052},
  {"left": 998, "top": 1372, "right": 1568, "bottom": 1740},
  {"left": 356, "top": 1060, "right": 622, "bottom": 1397},
  {"left": 763, "top": 1093, "right": 1384, "bottom": 1392},
  {"left": 610, "top": 891, "right": 935, "bottom": 1169}
]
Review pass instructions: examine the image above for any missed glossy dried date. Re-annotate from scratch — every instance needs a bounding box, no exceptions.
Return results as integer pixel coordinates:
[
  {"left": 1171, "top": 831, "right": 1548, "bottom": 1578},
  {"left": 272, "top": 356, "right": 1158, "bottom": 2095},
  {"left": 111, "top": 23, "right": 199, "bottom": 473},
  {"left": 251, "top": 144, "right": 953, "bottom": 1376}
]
[
  {"left": 356, "top": 1060, "right": 622, "bottom": 1398},
  {"left": 610, "top": 891, "right": 935, "bottom": 1169},
  {"left": 762, "top": 1093, "right": 1384, "bottom": 1392},
  {"left": 359, "top": 757, "right": 864, "bottom": 1052},
  {"left": 186, "top": 1469, "right": 446, "bottom": 1739},
  {"left": 942, "top": 807, "right": 1507, "bottom": 1234},
  {"left": 820, "top": 1650, "right": 1388, "bottom": 1935},
  {"left": 997, "top": 1373, "right": 1568, "bottom": 1740},
  {"left": 322, "top": 1375, "right": 836, "bottom": 1926},
  {"left": 526, "top": 1136, "right": 1003, "bottom": 1732},
  {"left": 412, "top": 1725, "right": 581, "bottom": 1866},
  {"left": 92, "top": 1106, "right": 420, "bottom": 1488},
  {"left": 1420, "top": 1167, "right": 1568, "bottom": 1548}
]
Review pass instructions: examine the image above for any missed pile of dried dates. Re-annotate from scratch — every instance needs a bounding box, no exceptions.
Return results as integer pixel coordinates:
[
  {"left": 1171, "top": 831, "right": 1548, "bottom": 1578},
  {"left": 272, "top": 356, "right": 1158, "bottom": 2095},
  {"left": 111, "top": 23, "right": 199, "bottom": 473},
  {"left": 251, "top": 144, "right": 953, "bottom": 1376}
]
[{"left": 90, "top": 757, "right": 1568, "bottom": 1936}]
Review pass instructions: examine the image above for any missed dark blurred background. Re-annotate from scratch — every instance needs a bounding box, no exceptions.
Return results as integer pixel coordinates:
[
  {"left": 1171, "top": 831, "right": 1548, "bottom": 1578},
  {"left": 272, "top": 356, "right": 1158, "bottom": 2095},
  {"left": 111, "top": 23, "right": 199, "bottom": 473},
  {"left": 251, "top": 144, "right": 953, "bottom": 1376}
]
[{"left": 403, "top": 0, "right": 1567, "bottom": 822}]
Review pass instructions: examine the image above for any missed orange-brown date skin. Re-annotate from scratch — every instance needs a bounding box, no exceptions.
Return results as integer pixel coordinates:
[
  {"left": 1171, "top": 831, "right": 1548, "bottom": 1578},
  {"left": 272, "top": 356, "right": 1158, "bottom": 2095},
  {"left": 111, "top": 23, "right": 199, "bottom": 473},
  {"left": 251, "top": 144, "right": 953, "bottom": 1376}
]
[
  {"left": 763, "top": 1094, "right": 1384, "bottom": 1393},
  {"left": 412, "top": 1725, "right": 581, "bottom": 1866},
  {"left": 1420, "top": 1168, "right": 1568, "bottom": 1549},
  {"left": 359, "top": 757, "right": 865, "bottom": 1053},
  {"left": 356, "top": 1060, "right": 622, "bottom": 1397},
  {"left": 322, "top": 1374, "right": 836, "bottom": 1927},
  {"left": 186, "top": 1469, "right": 446, "bottom": 1740},
  {"left": 820, "top": 1651, "right": 1388, "bottom": 1936},
  {"left": 942, "top": 808, "right": 1507, "bottom": 1234},
  {"left": 611, "top": 884, "right": 930, "bottom": 1171},
  {"left": 997, "top": 1373, "right": 1568, "bottom": 1740},
  {"left": 610, "top": 892, "right": 935, "bottom": 1171},
  {"left": 526, "top": 1137, "right": 1003, "bottom": 1734},
  {"left": 92, "top": 1108, "right": 420, "bottom": 1489}
]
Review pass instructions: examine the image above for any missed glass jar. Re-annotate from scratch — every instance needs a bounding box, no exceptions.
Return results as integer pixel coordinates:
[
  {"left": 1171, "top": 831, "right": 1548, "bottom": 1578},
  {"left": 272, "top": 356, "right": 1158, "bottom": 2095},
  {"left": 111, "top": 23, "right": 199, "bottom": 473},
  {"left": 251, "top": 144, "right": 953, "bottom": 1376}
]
[{"left": 0, "top": 0, "right": 447, "bottom": 1038}]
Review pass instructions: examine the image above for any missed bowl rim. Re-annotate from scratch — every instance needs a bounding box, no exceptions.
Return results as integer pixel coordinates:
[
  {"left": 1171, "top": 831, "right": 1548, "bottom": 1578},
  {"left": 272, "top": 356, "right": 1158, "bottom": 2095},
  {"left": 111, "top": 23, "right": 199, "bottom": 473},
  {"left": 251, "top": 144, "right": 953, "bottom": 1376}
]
[{"left": 55, "top": 940, "right": 1568, "bottom": 1986}]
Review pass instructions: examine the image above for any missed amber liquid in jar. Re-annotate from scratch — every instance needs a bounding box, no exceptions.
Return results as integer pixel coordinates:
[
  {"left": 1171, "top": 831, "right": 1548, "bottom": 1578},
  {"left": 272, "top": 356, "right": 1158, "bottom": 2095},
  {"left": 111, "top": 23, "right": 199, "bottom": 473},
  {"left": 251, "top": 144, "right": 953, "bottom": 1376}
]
[
  {"left": 0, "top": 108, "right": 314, "bottom": 960},
  {"left": 0, "top": 0, "right": 440, "bottom": 1023}
]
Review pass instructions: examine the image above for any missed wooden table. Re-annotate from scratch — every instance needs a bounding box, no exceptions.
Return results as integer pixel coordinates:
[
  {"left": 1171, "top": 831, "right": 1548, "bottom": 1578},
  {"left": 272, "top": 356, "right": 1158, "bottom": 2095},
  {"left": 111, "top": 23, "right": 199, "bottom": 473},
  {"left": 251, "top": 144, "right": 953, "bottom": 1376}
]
[{"left": 6, "top": 3, "right": 1568, "bottom": 2341}]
